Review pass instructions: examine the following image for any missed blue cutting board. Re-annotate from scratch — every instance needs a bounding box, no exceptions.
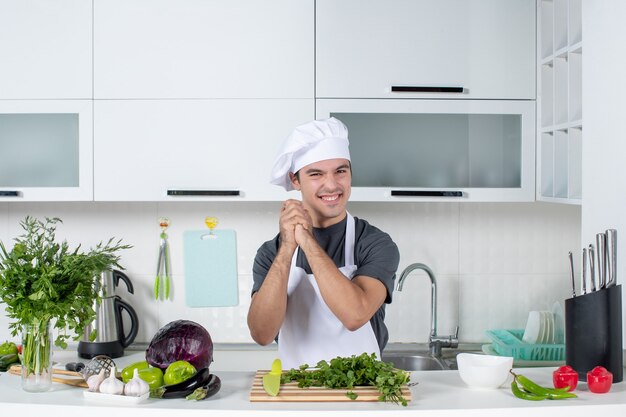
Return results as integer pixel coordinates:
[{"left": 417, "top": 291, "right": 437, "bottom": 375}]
[{"left": 183, "top": 229, "right": 239, "bottom": 307}]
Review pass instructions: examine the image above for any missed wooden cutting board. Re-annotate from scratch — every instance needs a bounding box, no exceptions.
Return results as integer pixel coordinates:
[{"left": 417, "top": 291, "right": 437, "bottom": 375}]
[
  {"left": 8, "top": 364, "right": 88, "bottom": 388},
  {"left": 249, "top": 370, "right": 412, "bottom": 403}
]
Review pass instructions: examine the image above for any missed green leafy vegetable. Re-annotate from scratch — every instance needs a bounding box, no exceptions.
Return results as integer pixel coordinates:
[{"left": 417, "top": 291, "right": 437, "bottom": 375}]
[
  {"left": 0, "top": 216, "right": 131, "bottom": 349},
  {"left": 281, "top": 353, "right": 410, "bottom": 406}
]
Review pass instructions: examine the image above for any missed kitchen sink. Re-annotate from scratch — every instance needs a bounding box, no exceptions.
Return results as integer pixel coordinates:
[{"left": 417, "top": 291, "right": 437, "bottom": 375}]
[{"left": 381, "top": 352, "right": 450, "bottom": 371}]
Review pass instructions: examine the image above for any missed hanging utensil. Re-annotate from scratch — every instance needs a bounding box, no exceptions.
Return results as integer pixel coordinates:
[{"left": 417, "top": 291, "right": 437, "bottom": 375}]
[
  {"left": 568, "top": 251, "right": 576, "bottom": 298},
  {"left": 589, "top": 244, "right": 597, "bottom": 292},
  {"left": 154, "top": 217, "right": 171, "bottom": 300},
  {"left": 606, "top": 229, "right": 617, "bottom": 288}
]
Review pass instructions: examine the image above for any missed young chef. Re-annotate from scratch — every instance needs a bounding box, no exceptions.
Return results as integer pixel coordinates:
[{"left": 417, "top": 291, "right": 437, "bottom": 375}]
[{"left": 247, "top": 117, "right": 399, "bottom": 368}]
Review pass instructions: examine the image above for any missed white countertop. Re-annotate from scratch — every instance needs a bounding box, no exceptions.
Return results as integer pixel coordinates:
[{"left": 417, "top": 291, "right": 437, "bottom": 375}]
[{"left": 1, "top": 350, "right": 625, "bottom": 417}]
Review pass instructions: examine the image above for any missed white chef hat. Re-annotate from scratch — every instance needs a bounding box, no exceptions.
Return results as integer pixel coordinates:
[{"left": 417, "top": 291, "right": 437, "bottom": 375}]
[{"left": 270, "top": 117, "right": 350, "bottom": 191}]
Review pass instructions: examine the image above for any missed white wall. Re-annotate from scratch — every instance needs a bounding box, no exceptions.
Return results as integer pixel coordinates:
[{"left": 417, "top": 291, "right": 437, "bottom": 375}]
[
  {"left": 582, "top": 0, "right": 626, "bottom": 337},
  {"left": 0, "top": 201, "right": 580, "bottom": 347}
]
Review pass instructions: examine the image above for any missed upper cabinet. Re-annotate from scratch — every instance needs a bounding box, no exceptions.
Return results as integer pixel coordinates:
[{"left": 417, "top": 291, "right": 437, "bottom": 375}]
[
  {"left": 0, "top": 0, "right": 92, "bottom": 99},
  {"left": 537, "top": 0, "right": 582, "bottom": 204},
  {"left": 0, "top": 100, "right": 94, "bottom": 201},
  {"left": 93, "top": 0, "right": 314, "bottom": 99},
  {"left": 317, "top": 99, "right": 536, "bottom": 202},
  {"left": 316, "top": 0, "right": 536, "bottom": 100},
  {"left": 93, "top": 99, "right": 311, "bottom": 201}
]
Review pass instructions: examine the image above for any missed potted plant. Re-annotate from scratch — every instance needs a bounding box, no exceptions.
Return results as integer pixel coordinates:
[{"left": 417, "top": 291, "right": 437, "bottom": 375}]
[{"left": 0, "top": 216, "right": 131, "bottom": 392}]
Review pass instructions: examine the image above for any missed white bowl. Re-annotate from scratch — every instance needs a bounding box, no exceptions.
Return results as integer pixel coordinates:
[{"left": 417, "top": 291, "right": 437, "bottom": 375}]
[{"left": 457, "top": 353, "right": 514, "bottom": 389}]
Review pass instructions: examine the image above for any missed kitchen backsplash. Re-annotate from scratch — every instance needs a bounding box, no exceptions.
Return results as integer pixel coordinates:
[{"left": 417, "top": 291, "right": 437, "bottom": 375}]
[{"left": 0, "top": 201, "right": 580, "bottom": 346}]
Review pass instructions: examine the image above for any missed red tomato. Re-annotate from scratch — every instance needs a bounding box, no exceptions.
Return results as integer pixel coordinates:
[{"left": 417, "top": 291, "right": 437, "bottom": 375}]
[
  {"left": 553, "top": 365, "right": 578, "bottom": 391},
  {"left": 587, "top": 366, "right": 613, "bottom": 393}
]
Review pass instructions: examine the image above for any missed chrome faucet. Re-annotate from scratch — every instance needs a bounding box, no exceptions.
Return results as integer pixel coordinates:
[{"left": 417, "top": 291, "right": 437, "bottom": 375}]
[{"left": 396, "top": 263, "right": 459, "bottom": 357}]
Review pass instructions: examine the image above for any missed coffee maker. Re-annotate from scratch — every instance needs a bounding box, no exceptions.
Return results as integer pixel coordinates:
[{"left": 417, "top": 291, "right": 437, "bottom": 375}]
[{"left": 78, "top": 270, "right": 139, "bottom": 359}]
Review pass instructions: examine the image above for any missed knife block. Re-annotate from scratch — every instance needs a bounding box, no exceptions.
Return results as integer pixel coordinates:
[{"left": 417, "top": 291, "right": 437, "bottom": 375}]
[{"left": 564, "top": 285, "right": 623, "bottom": 383}]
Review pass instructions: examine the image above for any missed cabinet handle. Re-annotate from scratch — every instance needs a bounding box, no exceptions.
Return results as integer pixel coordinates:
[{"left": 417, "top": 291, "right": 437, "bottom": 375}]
[
  {"left": 167, "top": 189, "right": 240, "bottom": 197},
  {"left": 391, "top": 86, "right": 464, "bottom": 93},
  {"left": 0, "top": 191, "right": 21, "bottom": 197},
  {"left": 391, "top": 190, "right": 463, "bottom": 197}
]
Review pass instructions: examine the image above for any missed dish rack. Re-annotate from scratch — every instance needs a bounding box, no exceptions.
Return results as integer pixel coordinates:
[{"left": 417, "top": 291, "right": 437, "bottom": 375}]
[{"left": 485, "top": 329, "right": 565, "bottom": 361}]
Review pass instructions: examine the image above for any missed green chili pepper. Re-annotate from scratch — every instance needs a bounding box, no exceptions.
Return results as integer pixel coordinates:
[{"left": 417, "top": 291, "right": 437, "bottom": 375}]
[
  {"left": 514, "top": 372, "right": 577, "bottom": 399},
  {"left": 510, "top": 371, "right": 577, "bottom": 401},
  {"left": 511, "top": 380, "right": 548, "bottom": 401}
]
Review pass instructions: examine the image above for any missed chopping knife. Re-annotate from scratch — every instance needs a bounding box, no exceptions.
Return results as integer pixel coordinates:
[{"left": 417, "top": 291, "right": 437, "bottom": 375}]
[
  {"left": 606, "top": 229, "right": 617, "bottom": 287},
  {"left": 596, "top": 233, "right": 607, "bottom": 289}
]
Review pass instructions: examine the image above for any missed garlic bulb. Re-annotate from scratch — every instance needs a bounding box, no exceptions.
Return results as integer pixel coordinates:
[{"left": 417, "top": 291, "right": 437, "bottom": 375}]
[
  {"left": 87, "top": 368, "right": 106, "bottom": 392},
  {"left": 98, "top": 366, "right": 125, "bottom": 395},
  {"left": 124, "top": 368, "right": 150, "bottom": 397}
]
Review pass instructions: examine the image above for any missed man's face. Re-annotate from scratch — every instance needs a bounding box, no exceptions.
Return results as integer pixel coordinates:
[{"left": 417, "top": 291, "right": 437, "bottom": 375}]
[{"left": 290, "top": 158, "right": 352, "bottom": 228}]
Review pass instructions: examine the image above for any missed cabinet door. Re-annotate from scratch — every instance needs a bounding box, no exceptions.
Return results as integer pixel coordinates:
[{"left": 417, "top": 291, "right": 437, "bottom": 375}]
[
  {"left": 94, "top": 99, "right": 313, "bottom": 201},
  {"left": 0, "top": 100, "right": 93, "bottom": 201},
  {"left": 316, "top": 0, "right": 535, "bottom": 100},
  {"left": 317, "top": 99, "right": 535, "bottom": 202},
  {"left": 94, "top": 0, "right": 314, "bottom": 99},
  {"left": 0, "top": 0, "right": 92, "bottom": 99}
]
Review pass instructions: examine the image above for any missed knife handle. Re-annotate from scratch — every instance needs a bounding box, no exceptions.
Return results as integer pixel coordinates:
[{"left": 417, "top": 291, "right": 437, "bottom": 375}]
[
  {"left": 589, "top": 245, "right": 597, "bottom": 292},
  {"left": 596, "top": 233, "right": 607, "bottom": 289},
  {"left": 568, "top": 251, "right": 576, "bottom": 298},
  {"left": 606, "top": 229, "right": 617, "bottom": 287},
  {"left": 582, "top": 248, "right": 587, "bottom": 295}
]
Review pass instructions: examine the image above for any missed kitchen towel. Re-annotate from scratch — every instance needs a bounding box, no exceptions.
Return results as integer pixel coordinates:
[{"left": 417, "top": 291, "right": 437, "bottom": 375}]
[{"left": 183, "top": 229, "right": 238, "bottom": 307}]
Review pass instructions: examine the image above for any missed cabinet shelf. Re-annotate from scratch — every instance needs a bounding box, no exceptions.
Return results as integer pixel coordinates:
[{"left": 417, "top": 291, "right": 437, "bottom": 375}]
[
  {"left": 537, "top": 0, "right": 582, "bottom": 204},
  {"left": 541, "top": 120, "right": 583, "bottom": 133}
]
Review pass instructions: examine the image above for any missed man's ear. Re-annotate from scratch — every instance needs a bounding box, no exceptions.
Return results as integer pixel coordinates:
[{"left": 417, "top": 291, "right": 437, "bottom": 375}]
[{"left": 289, "top": 172, "right": 301, "bottom": 191}]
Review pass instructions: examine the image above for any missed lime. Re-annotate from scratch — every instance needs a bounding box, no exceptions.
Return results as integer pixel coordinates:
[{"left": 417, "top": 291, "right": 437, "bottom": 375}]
[
  {"left": 270, "top": 358, "right": 282, "bottom": 376},
  {"left": 163, "top": 360, "right": 196, "bottom": 385},
  {"left": 263, "top": 372, "right": 281, "bottom": 397}
]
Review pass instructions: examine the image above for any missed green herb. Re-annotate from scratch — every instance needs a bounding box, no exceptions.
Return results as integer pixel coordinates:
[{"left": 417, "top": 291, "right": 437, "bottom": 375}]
[
  {"left": 0, "top": 216, "right": 131, "bottom": 349},
  {"left": 281, "top": 353, "right": 410, "bottom": 406}
]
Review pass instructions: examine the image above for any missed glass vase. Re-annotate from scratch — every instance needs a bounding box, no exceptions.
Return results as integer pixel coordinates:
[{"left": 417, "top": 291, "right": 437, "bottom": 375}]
[{"left": 21, "top": 321, "right": 53, "bottom": 392}]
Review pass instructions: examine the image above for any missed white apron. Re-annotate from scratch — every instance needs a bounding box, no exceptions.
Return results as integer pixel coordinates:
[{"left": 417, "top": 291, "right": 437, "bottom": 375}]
[{"left": 278, "top": 213, "right": 381, "bottom": 369}]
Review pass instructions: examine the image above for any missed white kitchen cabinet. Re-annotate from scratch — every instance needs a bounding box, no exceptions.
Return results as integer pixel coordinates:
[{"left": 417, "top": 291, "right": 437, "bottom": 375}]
[
  {"left": 0, "top": 0, "right": 92, "bottom": 99},
  {"left": 316, "top": 0, "right": 536, "bottom": 100},
  {"left": 93, "top": 0, "right": 313, "bottom": 99},
  {"left": 0, "top": 100, "right": 93, "bottom": 201},
  {"left": 537, "top": 0, "right": 582, "bottom": 204},
  {"left": 93, "top": 99, "right": 313, "bottom": 201},
  {"left": 317, "top": 99, "right": 536, "bottom": 202}
]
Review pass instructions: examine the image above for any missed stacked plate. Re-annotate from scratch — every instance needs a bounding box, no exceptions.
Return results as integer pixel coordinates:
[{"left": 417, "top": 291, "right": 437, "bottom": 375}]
[{"left": 522, "top": 310, "right": 556, "bottom": 345}]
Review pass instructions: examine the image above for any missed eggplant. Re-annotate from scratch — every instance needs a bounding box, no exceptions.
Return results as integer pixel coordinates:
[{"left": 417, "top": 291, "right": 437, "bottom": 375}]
[
  {"left": 151, "top": 367, "right": 211, "bottom": 399},
  {"left": 185, "top": 374, "right": 222, "bottom": 401}
]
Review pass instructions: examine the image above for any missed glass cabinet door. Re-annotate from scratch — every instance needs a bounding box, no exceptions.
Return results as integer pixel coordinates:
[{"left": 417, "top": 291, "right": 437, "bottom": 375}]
[
  {"left": 316, "top": 99, "right": 535, "bottom": 202},
  {"left": 0, "top": 100, "right": 93, "bottom": 201}
]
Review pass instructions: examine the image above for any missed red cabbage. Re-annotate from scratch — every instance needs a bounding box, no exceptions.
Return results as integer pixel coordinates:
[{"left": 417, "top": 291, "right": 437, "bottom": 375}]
[{"left": 145, "top": 320, "right": 213, "bottom": 370}]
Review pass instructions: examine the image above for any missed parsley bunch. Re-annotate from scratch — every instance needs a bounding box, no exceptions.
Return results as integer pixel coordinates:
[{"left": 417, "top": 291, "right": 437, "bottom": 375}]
[
  {"left": 0, "top": 216, "right": 131, "bottom": 348},
  {"left": 281, "top": 353, "right": 411, "bottom": 406}
]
